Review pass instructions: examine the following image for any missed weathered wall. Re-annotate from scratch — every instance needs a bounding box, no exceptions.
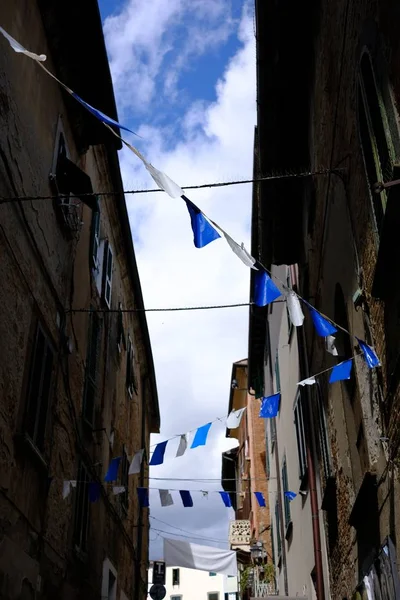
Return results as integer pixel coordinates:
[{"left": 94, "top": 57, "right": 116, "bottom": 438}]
[
  {"left": 0, "top": 2, "right": 156, "bottom": 599},
  {"left": 303, "top": 0, "right": 400, "bottom": 596}
]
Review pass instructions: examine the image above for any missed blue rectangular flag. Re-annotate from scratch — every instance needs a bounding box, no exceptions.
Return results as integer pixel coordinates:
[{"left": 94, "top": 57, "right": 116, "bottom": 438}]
[
  {"left": 184, "top": 197, "right": 221, "bottom": 248},
  {"left": 219, "top": 491, "right": 232, "bottom": 508},
  {"left": 191, "top": 423, "right": 212, "bottom": 448},
  {"left": 254, "top": 270, "right": 281, "bottom": 307},
  {"left": 89, "top": 482, "right": 101, "bottom": 503},
  {"left": 104, "top": 457, "right": 121, "bottom": 482},
  {"left": 357, "top": 338, "right": 380, "bottom": 369},
  {"left": 329, "top": 359, "right": 353, "bottom": 383},
  {"left": 137, "top": 487, "right": 149, "bottom": 508},
  {"left": 284, "top": 491, "right": 297, "bottom": 501},
  {"left": 306, "top": 303, "right": 337, "bottom": 336},
  {"left": 149, "top": 441, "right": 168, "bottom": 466},
  {"left": 71, "top": 92, "right": 138, "bottom": 136},
  {"left": 179, "top": 490, "right": 193, "bottom": 507},
  {"left": 254, "top": 492, "right": 266, "bottom": 507},
  {"left": 259, "top": 393, "right": 280, "bottom": 418}
]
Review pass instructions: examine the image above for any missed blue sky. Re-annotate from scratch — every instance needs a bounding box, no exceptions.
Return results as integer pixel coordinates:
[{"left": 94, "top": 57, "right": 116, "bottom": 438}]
[{"left": 98, "top": 0, "right": 256, "bottom": 560}]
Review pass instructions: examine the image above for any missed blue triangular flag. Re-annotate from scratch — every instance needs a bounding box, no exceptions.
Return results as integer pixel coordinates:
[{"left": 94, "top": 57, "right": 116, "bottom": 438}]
[
  {"left": 179, "top": 490, "right": 193, "bottom": 507},
  {"left": 89, "top": 482, "right": 101, "bottom": 503},
  {"left": 184, "top": 198, "right": 221, "bottom": 248},
  {"left": 191, "top": 423, "right": 212, "bottom": 449},
  {"left": 329, "top": 359, "right": 353, "bottom": 383},
  {"left": 104, "top": 457, "right": 121, "bottom": 482},
  {"left": 254, "top": 270, "right": 281, "bottom": 307},
  {"left": 137, "top": 487, "right": 149, "bottom": 508},
  {"left": 284, "top": 491, "right": 297, "bottom": 501},
  {"left": 149, "top": 441, "right": 168, "bottom": 466},
  {"left": 259, "top": 393, "right": 280, "bottom": 418},
  {"left": 254, "top": 492, "right": 266, "bottom": 507},
  {"left": 306, "top": 304, "right": 337, "bottom": 336},
  {"left": 71, "top": 92, "right": 138, "bottom": 136},
  {"left": 219, "top": 491, "right": 232, "bottom": 508},
  {"left": 357, "top": 338, "right": 380, "bottom": 369}
]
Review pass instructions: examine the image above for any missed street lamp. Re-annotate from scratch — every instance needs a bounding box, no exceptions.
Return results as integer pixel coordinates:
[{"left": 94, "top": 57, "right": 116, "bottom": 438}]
[{"left": 250, "top": 541, "right": 265, "bottom": 564}]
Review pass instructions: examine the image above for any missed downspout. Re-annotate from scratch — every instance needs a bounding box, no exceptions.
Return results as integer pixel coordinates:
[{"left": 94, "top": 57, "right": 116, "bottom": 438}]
[
  {"left": 298, "top": 325, "right": 325, "bottom": 600},
  {"left": 135, "top": 377, "right": 147, "bottom": 600},
  {"left": 266, "top": 320, "right": 288, "bottom": 596}
]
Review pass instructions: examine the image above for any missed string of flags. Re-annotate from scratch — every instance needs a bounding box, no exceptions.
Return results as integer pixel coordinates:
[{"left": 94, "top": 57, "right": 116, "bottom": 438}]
[{"left": 0, "top": 25, "right": 382, "bottom": 376}]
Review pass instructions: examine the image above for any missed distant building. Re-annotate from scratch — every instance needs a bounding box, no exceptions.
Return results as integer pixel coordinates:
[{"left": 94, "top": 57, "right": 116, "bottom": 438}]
[
  {"left": 0, "top": 2, "right": 159, "bottom": 599},
  {"left": 221, "top": 360, "right": 273, "bottom": 598},
  {"left": 148, "top": 564, "right": 238, "bottom": 600}
]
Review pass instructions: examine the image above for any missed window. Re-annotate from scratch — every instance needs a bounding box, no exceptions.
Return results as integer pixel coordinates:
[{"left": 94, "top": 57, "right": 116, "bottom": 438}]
[
  {"left": 275, "top": 499, "right": 282, "bottom": 559},
  {"left": 209, "top": 572, "right": 217, "bottom": 576},
  {"left": 24, "top": 323, "right": 54, "bottom": 452},
  {"left": 90, "top": 204, "right": 101, "bottom": 270},
  {"left": 358, "top": 51, "right": 394, "bottom": 235},
  {"left": 126, "top": 334, "right": 137, "bottom": 397},
  {"left": 120, "top": 447, "right": 129, "bottom": 515},
  {"left": 50, "top": 126, "right": 97, "bottom": 231},
  {"left": 282, "top": 458, "right": 291, "bottom": 529},
  {"left": 102, "top": 241, "right": 113, "bottom": 308},
  {"left": 170, "top": 596, "right": 182, "bottom": 600},
  {"left": 172, "top": 568, "right": 180, "bottom": 586},
  {"left": 270, "top": 521, "right": 276, "bottom": 565},
  {"left": 270, "top": 418, "right": 276, "bottom": 452},
  {"left": 101, "top": 558, "right": 117, "bottom": 600},
  {"left": 83, "top": 309, "right": 101, "bottom": 427},
  {"left": 208, "top": 594, "right": 219, "bottom": 600},
  {"left": 265, "top": 428, "right": 270, "bottom": 479},
  {"left": 274, "top": 351, "right": 281, "bottom": 393},
  {"left": 285, "top": 268, "right": 294, "bottom": 339},
  {"left": 73, "top": 461, "right": 90, "bottom": 552},
  {"left": 117, "top": 303, "right": 126, "bottom": 354},
  {"left": 294, "top": 389, "right": 308, "bottom": 483}
]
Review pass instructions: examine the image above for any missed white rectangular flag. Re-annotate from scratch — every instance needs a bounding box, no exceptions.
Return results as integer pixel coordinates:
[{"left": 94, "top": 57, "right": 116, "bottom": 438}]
[
  {"left": 164, "top": 538, "right": 237, "bottom": 576},
  {"left": 129, "top": 449, "right": 144, "bottom": 475}
]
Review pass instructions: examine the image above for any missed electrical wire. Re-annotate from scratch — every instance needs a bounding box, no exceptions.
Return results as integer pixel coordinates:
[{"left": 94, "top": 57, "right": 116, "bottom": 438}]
[
  {"left": 150, "top": 516, "right": 229, "bottom": 543},
  {"left": 151, "top": 527, "right": 229, "bottom": 545},
  {"left": 67, "top": 302, "right": 251, "bottom": 313},
  {"left": 0, "top": 169, "right": 336, "bottom": 203}
]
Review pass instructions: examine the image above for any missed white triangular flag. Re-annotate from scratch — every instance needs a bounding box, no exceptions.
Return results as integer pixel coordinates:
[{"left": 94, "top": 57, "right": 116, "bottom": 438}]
[
  {"left": 298, "top": 377, "right": 316, "bottom": 386},
  {"left": 0, "top": 26, "right": 47, "bottom": 61},
  {"left": 62, "top": 480, "right": 76, "bottom": 500},
  {"left": 326, "top": 335, "right": 338, "bottom": 356},
  {"left": 286, "top": 291, "right": 305, "bottom": 327},
  {"left": 226, "top": 407, "right": 246, "bottom": 429},
  {"left": 129, "top": 449, "right": 144, "bottom": 475},
  {"left": 113, "top": 486, "right": 126, "bottom": 496},
  {"left": 144, "top": 162, "right": 184, "bottom": 199},
  {"left": 222, "top": 232, "right": 258, "bottom": 269},
  {"left": 176, "top": 434, "right": 188, "bottom": 458},
  {"left": 159, "top": 489, "right": 174, "bottom": 507}
]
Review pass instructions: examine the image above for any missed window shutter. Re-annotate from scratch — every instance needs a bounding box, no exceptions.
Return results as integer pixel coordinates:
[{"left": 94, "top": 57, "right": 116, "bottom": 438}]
[
  {"left": 102, "top": 241, "right": 113, "bottom": 308},
  {"left": 282, "top": 459, "right": 291, "bottom": 527},
  {"left": 83, "top": 310, "right": 101, "bottom": 427},
  {"left": 90, "top": 205, "right": 101, "bottom": 269}
]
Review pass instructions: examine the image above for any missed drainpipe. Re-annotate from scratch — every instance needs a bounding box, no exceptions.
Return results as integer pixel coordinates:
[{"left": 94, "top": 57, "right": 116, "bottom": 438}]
[{"left": 298, "top": 326, "right": 325, "bottom": 600}]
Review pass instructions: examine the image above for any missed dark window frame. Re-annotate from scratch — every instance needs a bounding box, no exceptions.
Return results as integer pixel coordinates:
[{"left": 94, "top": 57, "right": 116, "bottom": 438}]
[
  {"left": 24, "top": 322, "right": 55, "bottom": 454},
  {"left": 83, "top": 309, "right": 102, "bottom": 428},
  {"left": 282, "top": 457, "right": 292, "bottom": 530},
  {"left": 73, "top": 460, "right": 90, "bottom": 554},
  {"left": 294, "top": 389, "right": 308, "bottom": 486},
  {"left": 120, "top": 446, "right": 129, "bottom": 516},
  {"left": 102, "top": 241, "right": 113, "bottom": 309},
  {"left": 126, "top": 333, "right": 137, "bottom": 397},
  {"left": 172, "top": 568, "right": 180, "bottom": 586}
]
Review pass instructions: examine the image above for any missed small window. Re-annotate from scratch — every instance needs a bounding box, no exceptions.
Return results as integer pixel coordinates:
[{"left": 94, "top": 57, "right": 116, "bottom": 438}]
[
  {"left": 120, "top": 447, "right": 129, "bottom": 515},
  {"left": 274, "top": 351, "right": 281, "bottom": 393},
  {"left": 83, "top": 309, "right": 101, "bottom": 427},
  {"left": 170, "top": 596, "right": 182, "bottom": 600},
  {"left": 117, "top": 303, "right": 126, "bottom": 354},
  {"left": 209, "top": 572, "right": 217, "bottom": 576},
  {"left": 282, "top": 458, "right": 291, "bottom": 528},
  {"left": 73, "top": 461, "right": 90, "bottom": 552},
  {"left": 270, "top": 418, "right": 276, "bottom": 451},
  {"left": 172, "top": 568, "right": 180, "bottom": 586},
  {"left": 265, "top": 428, "right": 270, "bottom": 479},
  {"left": 24, "top": 323, "right": 54, "bottom": 452},
  {"left": 102, "top": 241, "right": 113, "bottom": 308},
  {"left": 102, "top": 558, "right": 118, "bottom": 600},
  {"left": 90, "top": 205, "right": 101, "bottom": 270},
  {"left": 126, "top": 334, "right": 137, "bottom": 397},
  {"left": 208, "top": 594, "right": 219, "bottom": 600},
  {"left": 275, "top": 499, "right": 282, "bottom": 559},
  {"left": 294, "top": 389, "right": 308, "bottom": 484}
]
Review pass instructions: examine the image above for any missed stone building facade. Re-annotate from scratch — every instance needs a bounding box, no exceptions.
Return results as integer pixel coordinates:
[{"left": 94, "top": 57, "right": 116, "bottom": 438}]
[
  {"left": 0, "top": 2, "right": 159, "bottom": 599},
  {"left": 250, "top": 0, "right": 400, "bottom": 598}
]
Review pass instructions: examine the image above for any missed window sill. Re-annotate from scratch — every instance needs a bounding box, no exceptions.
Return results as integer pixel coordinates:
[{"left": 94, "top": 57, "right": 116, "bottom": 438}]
[{"left": 15, "top": 433, "right": 48, "bottom": 473}]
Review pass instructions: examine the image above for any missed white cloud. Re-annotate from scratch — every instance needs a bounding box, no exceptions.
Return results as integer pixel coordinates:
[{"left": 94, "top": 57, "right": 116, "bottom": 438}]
[{"left": 103, "top": 1, "right": 255, "bottom": 558}]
